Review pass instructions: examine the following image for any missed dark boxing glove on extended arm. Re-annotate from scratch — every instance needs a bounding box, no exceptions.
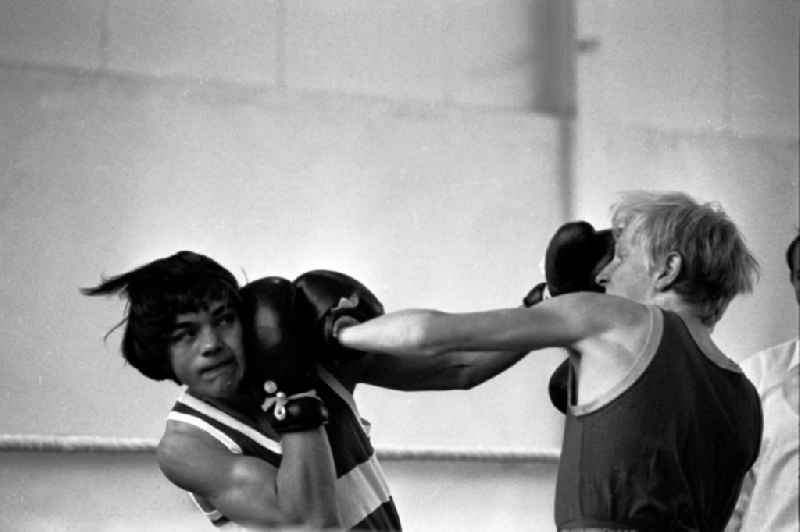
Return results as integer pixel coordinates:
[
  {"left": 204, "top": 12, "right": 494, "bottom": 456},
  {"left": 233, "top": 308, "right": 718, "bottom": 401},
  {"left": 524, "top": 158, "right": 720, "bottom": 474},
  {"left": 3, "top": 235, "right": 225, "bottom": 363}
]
[
  {"left": 293, "top": 270, "right": 385, "bottom": 360},
  {"left": 240, "top": 276, "right": 328, "bottom": 433}
]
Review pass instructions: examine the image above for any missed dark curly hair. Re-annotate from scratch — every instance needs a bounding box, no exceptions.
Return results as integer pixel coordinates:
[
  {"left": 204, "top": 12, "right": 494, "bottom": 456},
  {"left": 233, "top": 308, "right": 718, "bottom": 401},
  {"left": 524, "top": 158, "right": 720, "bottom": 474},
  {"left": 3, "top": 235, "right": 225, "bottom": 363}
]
[{"left": 82, "top": 251, "right": 241, "bottom": 383}]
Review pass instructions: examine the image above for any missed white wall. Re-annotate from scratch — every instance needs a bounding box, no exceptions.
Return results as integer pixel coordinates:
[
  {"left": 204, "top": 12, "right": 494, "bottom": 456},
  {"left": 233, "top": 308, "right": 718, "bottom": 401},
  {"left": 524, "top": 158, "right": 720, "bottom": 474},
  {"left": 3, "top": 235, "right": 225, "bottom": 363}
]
[
  {"left": 572, "top": 0, "right": 799, "bottom": 361},
  {"left": 0, "top": 66, "right": 566, "bottom": 448}
]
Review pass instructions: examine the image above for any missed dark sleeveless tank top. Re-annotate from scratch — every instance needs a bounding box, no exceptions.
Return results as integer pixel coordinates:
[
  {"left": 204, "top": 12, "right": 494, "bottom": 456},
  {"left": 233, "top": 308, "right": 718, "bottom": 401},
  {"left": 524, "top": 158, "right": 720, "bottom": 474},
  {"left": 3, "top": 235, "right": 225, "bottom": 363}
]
[{"left": 555, "top": 307, "right": 762, "bottom": 531}]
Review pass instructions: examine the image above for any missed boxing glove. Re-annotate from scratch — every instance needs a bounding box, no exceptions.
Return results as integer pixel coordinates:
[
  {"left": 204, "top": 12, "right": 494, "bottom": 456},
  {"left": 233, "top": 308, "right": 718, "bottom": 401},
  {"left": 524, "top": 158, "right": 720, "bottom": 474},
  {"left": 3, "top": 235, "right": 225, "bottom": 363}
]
[
  {"left": 547, "top": 359, "right": 572, "bottom": 415},
  {"left": 240, "top": 276, "right": 314, "bottom": 393},
  {"left": 524, "top": 221, "right": 615, "bottom": 413},
  {"left": 544, "top": 221, "right": 614, "bottom": 296},
  {"left": 293, "top": 269, "right": 385, "bottom": 360},
  {"left": 240, "top": 276, "right": 328, "bottom": 432}
]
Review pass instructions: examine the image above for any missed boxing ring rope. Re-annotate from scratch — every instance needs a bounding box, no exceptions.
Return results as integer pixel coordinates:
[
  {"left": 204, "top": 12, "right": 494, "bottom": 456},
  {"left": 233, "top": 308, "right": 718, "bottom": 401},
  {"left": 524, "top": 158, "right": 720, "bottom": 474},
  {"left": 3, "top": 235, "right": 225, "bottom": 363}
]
[{"left": 0, "top": 434, "right": 560, "bottom": 463}]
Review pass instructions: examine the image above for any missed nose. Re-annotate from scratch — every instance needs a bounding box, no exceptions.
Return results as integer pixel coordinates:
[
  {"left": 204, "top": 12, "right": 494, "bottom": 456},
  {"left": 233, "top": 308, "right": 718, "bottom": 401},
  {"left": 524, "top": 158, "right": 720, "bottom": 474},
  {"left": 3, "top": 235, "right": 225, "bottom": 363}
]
[
  {"left": 594, "top": 262, "right": 612, "bottom": 287},
  {"left": 198, "top": 325, "right": 222, "bottom": 355}
]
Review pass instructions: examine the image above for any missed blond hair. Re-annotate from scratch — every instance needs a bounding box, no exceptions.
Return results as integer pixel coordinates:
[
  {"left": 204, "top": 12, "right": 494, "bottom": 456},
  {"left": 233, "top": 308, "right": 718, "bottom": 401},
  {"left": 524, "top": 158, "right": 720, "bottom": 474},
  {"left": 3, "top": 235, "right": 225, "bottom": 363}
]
[{"left": 611, "top": 191, "right": 759, "bottom": 325}]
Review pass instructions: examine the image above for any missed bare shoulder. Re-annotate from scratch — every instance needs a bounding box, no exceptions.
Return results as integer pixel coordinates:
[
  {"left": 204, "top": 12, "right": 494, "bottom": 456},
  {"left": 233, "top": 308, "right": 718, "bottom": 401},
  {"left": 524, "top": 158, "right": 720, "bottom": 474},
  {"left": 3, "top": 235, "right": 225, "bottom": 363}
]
[
  {"left": 558, "top": 293, "right": 653, "bottom": 359},
  {"left": 558, "top": 295, "right": 657, "bottom": 404},
  {"left": 157, "top": 420, "right": 210, "bottom": 465},
  {"left": 549, "top": 292, "right": 650, "bottom": 331},
  {"left": 157, "top": 420, "right": 256, "bottom": 495},
  {"left": 157, "top": 422, "right": 214, "bottom": 485}
]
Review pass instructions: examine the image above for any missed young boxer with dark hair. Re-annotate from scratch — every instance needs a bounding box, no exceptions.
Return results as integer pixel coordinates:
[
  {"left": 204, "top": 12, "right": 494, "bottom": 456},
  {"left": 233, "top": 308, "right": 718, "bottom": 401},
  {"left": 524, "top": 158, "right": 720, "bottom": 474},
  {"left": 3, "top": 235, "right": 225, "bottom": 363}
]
[
  {"left": 337, "top": 191, "right": 764, "bottom": 531},
  {"left": 83, "top": 253, "right": 343, "bottom": 529}
]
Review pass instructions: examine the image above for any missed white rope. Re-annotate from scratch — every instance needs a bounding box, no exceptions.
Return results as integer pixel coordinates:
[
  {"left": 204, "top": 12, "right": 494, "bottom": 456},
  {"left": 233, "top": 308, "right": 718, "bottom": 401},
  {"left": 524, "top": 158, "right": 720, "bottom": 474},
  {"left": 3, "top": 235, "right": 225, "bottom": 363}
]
[
  {"left": 0, "top": 434, "right": 157, "bottom": 452},
  {"left": 374, "top": 445, "right": 560, "bottom": 463},
  {"left": 0, "top": 434, "right": 560, "bottom": 463}
]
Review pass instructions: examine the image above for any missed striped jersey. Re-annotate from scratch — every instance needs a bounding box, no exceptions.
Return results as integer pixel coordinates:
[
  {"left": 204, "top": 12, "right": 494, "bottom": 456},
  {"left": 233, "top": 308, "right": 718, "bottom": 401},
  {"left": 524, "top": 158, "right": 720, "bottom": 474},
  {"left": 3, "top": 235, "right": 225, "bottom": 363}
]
[{"left": 165, "top": 366, "right": 401, "bottom": 530}]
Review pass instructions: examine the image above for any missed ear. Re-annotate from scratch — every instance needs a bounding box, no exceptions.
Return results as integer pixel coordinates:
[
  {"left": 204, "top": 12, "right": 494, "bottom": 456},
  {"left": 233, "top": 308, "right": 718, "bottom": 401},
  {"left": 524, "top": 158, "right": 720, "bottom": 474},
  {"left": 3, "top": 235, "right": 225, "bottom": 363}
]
[{"left": 654, "top": 252, "right": 682, "bottom": 291}]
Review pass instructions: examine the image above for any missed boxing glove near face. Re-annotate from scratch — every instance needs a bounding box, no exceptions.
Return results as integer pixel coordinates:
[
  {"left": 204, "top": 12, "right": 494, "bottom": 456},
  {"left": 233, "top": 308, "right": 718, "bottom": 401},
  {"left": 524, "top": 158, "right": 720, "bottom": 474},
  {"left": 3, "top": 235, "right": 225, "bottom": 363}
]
[
  {"left": 293, "top": 269, "right": 385, "bottom": 360},
  {"left": 240, "top": 276, "right": 317, "bottom": 396},
  {"left": 544, "top": 221, "right": 615, "bottom": 296}
]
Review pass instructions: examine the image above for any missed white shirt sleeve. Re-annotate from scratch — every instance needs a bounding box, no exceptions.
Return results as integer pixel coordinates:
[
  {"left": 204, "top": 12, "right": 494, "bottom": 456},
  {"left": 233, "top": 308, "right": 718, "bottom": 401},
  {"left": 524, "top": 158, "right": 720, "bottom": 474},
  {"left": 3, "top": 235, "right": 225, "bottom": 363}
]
[{"left": 726, "top": 339, "right": 799, "bottom": 532}]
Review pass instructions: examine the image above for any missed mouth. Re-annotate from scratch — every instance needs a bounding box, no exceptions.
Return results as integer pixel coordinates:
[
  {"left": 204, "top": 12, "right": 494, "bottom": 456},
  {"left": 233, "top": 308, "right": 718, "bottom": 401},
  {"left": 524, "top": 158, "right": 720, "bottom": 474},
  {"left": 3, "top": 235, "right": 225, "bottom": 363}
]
[{"left": 201, "top": 357, "right": 237, "bottom": 380}]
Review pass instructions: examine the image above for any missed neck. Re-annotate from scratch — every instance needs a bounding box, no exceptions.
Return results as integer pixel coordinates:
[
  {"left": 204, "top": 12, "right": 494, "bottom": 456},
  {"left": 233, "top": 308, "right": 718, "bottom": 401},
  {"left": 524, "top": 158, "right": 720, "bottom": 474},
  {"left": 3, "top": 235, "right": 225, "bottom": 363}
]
[
  {"left": 200, "top": 385, "right": 265, "bottom": 421},
  {"left": 650, "top": 293, "right": 713, "bottom": 333}
]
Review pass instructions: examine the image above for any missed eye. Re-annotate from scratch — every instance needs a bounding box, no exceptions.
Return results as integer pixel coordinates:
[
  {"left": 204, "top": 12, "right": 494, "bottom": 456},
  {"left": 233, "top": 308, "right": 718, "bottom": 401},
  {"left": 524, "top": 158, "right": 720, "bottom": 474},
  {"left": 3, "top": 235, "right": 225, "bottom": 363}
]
[
  {"left": 170, "top": 327, "right": 196, "bottom": 345},
  {"left": 215, "top": 311, "right": 237, "bottom": 328}
]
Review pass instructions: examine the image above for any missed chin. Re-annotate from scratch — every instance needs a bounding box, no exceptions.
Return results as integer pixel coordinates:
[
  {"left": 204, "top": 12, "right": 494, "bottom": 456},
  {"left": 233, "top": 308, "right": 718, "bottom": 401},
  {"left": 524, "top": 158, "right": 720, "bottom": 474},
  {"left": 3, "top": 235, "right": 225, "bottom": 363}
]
[
  {"left": 195, "top": 376, "right": 241, "bottom": 401},
  {"left": 218, "top": 376, "right": 245, "bottom": 397}
]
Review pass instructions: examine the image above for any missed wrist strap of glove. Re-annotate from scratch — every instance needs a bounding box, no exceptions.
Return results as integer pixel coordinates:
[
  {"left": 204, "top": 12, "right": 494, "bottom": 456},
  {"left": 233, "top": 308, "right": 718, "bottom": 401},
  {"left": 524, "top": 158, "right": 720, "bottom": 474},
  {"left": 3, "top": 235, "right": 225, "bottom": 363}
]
[
  {"left": 261, "top": 368, "right": 317, "bottom": 397},
  {"left": 522, "top": 282, "right": 552, "bottom": 308},
  {"left": 262, "top": 390, "right": 329, "bottom": 433},
  {"left": 320, "top": 297, "right": 368, "bottom": 360},
  {"left": 323, "top": 295, "right": 364, "bottom": 342}
]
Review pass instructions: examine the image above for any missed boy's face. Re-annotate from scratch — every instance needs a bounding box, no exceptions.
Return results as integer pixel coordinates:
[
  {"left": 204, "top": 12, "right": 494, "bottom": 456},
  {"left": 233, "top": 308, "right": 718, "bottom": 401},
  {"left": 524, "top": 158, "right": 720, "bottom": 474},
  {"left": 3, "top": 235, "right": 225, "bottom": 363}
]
[
  {"left": 168, "top": 298, "right": 246, "bottom": 400},
  {"left": 596, "top": 224, "right": 659, "bottom": 304}
]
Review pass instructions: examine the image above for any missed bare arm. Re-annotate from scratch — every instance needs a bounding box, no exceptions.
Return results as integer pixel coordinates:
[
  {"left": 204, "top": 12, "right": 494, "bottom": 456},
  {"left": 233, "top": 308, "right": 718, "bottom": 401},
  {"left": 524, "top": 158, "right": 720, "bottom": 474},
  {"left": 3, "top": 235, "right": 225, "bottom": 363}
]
[
  {"left": 158, "top": 423, "right": 340, "bottom": 529},
  {"left": 338, "top": 292, "right": 620, "bottom": 357},
  {"left": 335, "top": 347, "right": 528, "bottom": 391}
]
